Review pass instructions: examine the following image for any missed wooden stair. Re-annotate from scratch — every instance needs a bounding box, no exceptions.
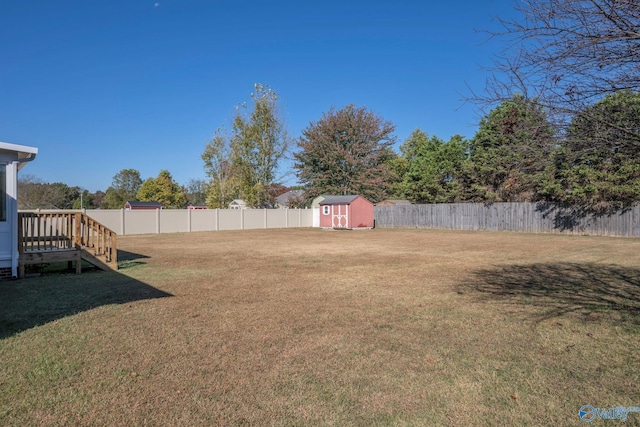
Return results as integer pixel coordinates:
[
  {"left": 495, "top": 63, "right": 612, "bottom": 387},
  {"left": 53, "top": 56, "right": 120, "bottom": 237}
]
[
  {"left": 18, "top": 211, "right": 118, "bottom": 277},
  {"left": 80, "top": 249, "right": 117, "bottom": 272}
]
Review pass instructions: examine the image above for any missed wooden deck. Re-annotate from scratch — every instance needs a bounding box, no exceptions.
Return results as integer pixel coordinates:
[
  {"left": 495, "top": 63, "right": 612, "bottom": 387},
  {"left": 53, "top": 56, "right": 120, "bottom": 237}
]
[{"left": 18, "top": 211, "right": 118, "bottom": 277}]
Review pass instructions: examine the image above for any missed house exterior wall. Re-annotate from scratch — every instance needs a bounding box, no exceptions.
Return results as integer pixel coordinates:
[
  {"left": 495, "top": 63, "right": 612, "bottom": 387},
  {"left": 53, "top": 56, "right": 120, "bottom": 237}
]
[
  {"left": 0, "top": 143, "right": 37, "bottom": 278},
  {"left": 0, "top": 159, "right": 17, "bottom": 275}
]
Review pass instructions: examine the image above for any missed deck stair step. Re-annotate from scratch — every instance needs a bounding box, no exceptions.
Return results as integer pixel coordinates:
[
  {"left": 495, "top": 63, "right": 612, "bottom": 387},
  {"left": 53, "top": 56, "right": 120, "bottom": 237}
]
[{"left": 18, "top": 211, "right": 118, "bottom": 277}]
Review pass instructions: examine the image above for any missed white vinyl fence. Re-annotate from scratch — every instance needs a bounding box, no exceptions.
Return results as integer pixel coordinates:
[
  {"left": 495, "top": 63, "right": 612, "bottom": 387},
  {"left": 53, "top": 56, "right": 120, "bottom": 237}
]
[{"left": 22, "top": 208, "right": 317, "bottom": 236}]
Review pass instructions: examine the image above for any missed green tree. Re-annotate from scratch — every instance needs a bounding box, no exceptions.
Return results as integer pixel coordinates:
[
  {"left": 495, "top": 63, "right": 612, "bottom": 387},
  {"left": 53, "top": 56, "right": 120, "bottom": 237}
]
[
  {"left": 538, "top": 91, "right": 640, "bottom": 210},
  {"left": 72, "top": 189, "right": 94, "bottom": 209},
  {"left": 230, "top": 84, "right": 290, "bottom": 208},
  {"left": 294, "top": 104, "right": 396, "bottom": 203},
  {"left": 100, "top": 187, "right": 122, "bottom": 209},
  {"left": 202, "top": 128, "right": 239, "bottom": 208},
  {"left": 100, "top": 169, "right": 143, "bottom": 209},
  {"left": 385, "top": 153, "right": 409, "bottom": 200},
  {"left": 468, "top": 95, "right": 555, "bottom": 202},
  {"left": 137, "top": 170, "right": 187, "bottom": 208},
  {"left": 401, "top": 130, "right": 469, "bottom": 203},
  {"left": 184, "top": 178, "right": 209, "bottom": 207}
]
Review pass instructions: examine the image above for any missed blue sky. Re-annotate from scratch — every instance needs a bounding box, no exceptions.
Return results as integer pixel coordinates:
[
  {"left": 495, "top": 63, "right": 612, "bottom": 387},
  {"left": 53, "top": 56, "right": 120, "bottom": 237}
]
[{"left": 1, "top": 0, "right": 516, "bottom": 192}]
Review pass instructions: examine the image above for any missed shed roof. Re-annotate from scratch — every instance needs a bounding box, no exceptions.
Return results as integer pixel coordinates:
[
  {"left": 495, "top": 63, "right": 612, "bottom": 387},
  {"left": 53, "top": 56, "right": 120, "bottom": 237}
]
[
  {"left": 126, "top": 201, "right": 163, "bottom": 208},
  {"left": 319, "top": 195, "right": 362, "bottom": 205}
]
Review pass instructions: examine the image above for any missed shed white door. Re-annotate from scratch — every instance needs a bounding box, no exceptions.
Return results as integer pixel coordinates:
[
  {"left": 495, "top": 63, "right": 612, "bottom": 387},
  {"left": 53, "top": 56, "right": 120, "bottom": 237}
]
[{"left": 331, "top": 204, "right": 348, "bottom": 228}]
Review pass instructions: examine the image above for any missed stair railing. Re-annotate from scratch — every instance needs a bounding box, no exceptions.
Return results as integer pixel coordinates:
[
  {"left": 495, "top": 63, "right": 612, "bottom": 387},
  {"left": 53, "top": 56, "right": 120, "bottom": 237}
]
[{"left": 18, "top": 211, "right": 117, "bottom": 265}]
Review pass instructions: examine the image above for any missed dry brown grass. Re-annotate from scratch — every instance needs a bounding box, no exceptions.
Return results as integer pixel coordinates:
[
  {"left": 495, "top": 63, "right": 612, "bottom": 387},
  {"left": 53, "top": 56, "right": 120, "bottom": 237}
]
[{"left": 1, "top": 228, "right": 640, "bottom": 426}]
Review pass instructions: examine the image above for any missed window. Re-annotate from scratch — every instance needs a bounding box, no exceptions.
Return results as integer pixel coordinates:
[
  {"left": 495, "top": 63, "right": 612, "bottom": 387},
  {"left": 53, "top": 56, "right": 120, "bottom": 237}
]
[
  {"left": 322, "top": 205, "right": 330, "bottom": 215},
  {"left": 0, "top": 165, "right": 6, "bottom": 222}
]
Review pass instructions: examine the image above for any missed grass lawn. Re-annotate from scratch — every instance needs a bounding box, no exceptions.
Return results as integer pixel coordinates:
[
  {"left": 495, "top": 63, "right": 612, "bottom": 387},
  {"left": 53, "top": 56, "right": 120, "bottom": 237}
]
[{"left": 1, "top": 228, "right": 639, "bottom": 426}]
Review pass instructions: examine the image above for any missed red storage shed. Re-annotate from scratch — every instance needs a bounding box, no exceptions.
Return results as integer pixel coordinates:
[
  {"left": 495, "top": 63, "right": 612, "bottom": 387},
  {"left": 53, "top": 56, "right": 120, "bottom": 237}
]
[{"left": 319, "top": 195, "right": 374, "bottom": 229}]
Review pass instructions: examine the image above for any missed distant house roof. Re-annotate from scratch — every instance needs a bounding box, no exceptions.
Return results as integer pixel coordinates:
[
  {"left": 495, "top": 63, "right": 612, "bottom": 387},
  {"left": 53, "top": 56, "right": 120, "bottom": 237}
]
[
  {"left": 275, "top": 189, "right": 305, "bottom": 207},
  {"left": 229, "top": 199, "right": 247, "bottom": 209},
  {"left": 310, "top": 195, "right": 327, "bottom": 208},
  {"left": 125, "top": 201, "right": 163, "bottom": 209},
  {"left": 319, "top": 195, "right": 362, "bottom": 205}
]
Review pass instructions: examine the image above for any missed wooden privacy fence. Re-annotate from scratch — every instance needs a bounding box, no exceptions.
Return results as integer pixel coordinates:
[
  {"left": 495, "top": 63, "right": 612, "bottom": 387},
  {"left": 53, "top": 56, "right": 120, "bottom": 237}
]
[{"left": 374, "top": 203, "right": 640, "bottom": 237}]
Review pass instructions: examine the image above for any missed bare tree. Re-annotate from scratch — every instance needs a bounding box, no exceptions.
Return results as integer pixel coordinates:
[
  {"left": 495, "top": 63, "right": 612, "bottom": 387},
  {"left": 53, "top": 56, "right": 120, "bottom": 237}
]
[{"left": 476, "top": 0, "right": 640, "bottom": 143}]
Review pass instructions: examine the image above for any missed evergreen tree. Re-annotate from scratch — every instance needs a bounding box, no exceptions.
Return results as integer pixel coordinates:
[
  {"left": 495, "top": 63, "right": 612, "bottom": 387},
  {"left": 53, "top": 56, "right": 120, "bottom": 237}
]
[
  {"left": 468, "top": 95, "right": 555, "bottom": 202},
  {"left": 538, "top": 91, "right": 640, "bottom": 210},
  {"left": 401, "top": 130, "right": 468, "bottom": 203}
]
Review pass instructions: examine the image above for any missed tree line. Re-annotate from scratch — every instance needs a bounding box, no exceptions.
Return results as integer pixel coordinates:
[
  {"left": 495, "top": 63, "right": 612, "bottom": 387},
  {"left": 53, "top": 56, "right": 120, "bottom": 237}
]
[
  {"left": 19, "top": 0, "right": 639, "bottom": 212},
  {"left": 200, "top": 89, "right": 640, "bottom": 212},
  {"left": 20, "top": 89, "right": 640, "bottom": 212},
  {"left": 17, "top": 169, "right": 207, "bottom": 210}
]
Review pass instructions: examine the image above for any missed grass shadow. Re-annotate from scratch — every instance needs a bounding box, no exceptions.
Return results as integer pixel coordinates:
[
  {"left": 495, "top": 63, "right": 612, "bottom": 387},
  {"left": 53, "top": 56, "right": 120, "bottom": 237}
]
[
  {"left": 458, "top": 263, "right": 640, "bottom": 322},
  {"left": 117, "top": 250, "right": 150, "bottom": 262},
  {"left": 117, "top": 249, "right": 150, "bottom": 269},
  {"left": 0, "top": 268, "right": 172, "bottom": 340}
]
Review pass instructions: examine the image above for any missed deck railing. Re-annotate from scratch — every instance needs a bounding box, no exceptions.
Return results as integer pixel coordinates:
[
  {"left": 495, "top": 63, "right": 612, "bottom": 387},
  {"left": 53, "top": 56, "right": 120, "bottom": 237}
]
[{"left": 18, "top": 211, "right": 118, "bottom": 264}]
